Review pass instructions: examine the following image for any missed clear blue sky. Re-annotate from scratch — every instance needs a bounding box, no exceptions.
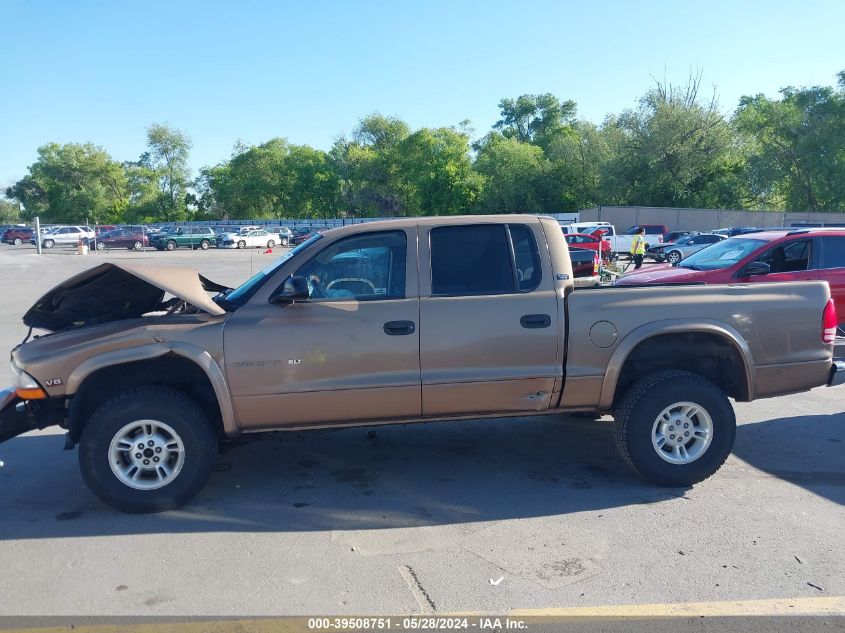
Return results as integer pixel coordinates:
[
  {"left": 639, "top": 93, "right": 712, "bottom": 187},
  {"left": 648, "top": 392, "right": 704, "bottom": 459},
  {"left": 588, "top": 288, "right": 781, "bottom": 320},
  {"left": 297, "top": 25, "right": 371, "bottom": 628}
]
[{"left": 1, "top": 0, "right": 843, "bottom": 188}]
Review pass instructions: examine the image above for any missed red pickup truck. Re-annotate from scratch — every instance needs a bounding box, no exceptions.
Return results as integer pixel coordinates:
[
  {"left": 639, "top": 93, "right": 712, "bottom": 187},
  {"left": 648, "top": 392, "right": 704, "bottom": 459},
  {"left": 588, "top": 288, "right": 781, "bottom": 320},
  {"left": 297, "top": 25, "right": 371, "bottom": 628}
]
[{"left": 617, "top": 229, "right": 845, "bottom": 323}]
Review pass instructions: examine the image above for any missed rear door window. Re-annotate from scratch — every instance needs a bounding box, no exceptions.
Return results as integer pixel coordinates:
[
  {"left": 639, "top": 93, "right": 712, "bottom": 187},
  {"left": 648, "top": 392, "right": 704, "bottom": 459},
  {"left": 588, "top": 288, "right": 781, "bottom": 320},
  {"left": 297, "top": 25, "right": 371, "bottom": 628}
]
[
  {"left": 430, "top": 224, "right": 541, "bottom": 296},
  {"left": 820, "top": 237, "right": 845, "bottom": 269}
]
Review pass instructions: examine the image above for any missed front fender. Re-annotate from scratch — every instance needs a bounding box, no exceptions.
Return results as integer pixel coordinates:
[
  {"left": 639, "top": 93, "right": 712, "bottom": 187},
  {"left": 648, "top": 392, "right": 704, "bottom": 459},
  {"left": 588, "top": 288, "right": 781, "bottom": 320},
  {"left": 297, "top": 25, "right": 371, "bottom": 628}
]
[
  {"left": 598, "top": 319, "right": 755, "bottom": 409},
  {"left": 66, "top": 342, "right": 239, "bottom": 435}
]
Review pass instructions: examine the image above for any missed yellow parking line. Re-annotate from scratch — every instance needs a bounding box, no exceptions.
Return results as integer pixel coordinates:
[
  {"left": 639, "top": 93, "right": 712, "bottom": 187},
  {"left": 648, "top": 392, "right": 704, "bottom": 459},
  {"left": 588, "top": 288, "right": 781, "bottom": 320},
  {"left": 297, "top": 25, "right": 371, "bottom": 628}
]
[
  {"left": 508, "top": 595, "right": 845, "bottom": 617},
  {"left": 3, "top": 597, "right": 844, "bottom": 633}
]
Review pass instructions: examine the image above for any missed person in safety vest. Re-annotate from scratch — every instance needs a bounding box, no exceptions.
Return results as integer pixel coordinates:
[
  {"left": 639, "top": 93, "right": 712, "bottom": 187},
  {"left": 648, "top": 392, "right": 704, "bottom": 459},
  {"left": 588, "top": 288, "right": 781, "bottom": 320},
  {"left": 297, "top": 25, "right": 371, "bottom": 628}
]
[{"left": 630, "top": 227, "right": 646, "bottom": 270}]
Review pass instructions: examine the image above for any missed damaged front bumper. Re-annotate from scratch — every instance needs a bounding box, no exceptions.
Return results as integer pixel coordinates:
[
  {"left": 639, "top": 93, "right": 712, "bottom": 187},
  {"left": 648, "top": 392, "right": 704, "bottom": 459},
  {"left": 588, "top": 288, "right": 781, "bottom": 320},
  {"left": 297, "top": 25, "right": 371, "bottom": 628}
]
[
  {"left": 0, "top": 387, "right": 34, "bottom": 443},
  {"left": 829, "top": 360, "right": 845, "bottom": 387}
]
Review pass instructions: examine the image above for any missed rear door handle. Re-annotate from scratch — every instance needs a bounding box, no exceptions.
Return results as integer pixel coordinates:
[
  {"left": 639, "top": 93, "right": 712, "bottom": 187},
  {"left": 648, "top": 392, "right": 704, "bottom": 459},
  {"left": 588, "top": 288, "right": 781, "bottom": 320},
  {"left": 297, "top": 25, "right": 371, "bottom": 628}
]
[
  {"left": 520, "top": 314, "right": 551, "bottom": 329},
  {"left": 384, "top": 320, "right": 416, "bottom": 336}
]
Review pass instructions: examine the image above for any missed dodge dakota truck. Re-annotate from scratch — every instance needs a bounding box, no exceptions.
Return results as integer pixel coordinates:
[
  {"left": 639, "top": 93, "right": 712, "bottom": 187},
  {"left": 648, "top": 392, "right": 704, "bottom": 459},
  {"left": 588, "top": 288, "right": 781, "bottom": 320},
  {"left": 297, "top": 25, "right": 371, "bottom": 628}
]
[{"left": 2, "top": 215, "right": 843, "bottom": 513}]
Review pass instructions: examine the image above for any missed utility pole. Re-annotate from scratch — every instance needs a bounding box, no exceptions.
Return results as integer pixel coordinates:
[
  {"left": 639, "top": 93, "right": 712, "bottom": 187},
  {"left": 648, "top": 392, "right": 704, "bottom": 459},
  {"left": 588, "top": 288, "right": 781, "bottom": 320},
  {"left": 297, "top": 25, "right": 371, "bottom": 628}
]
[{"left": 34, "top": 216, "right": 42, "bottom": 255}]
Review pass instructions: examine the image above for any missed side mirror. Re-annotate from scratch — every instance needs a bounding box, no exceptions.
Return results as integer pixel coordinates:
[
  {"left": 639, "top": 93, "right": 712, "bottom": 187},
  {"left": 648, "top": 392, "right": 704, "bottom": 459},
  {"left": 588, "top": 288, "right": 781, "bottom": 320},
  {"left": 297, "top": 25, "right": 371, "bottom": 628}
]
[
  {"left": 742, "top": 261, "right": 771, "bottom": 277},
  {"left": 270, "top": 276, "right": 309, "bottom": 304}
]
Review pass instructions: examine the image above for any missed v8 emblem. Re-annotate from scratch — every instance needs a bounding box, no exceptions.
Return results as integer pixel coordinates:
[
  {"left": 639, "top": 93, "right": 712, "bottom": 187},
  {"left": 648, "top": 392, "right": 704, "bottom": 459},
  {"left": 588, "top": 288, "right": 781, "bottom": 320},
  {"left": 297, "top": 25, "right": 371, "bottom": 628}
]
[{"left": 45, "top": 378, "right": 63, "bottom": 386}]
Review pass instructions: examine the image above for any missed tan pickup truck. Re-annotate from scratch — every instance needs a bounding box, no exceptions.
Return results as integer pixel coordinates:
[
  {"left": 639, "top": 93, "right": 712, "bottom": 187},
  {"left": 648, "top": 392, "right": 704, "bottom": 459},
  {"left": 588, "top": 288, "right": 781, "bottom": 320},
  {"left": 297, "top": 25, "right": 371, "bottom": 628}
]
[{"left": 2, "top": 215, "right": 843, "bottom": 513}]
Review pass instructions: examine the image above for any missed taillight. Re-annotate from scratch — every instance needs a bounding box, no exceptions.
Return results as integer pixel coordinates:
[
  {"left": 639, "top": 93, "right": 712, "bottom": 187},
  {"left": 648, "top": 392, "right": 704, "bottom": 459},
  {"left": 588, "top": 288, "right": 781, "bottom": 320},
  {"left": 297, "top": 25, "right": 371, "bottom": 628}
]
[
  {"left": 593, "top": 252, "right": 600, "bottom": 275},
  {"left": 822, "top": 299, "right": 837, "bottom": 344}
]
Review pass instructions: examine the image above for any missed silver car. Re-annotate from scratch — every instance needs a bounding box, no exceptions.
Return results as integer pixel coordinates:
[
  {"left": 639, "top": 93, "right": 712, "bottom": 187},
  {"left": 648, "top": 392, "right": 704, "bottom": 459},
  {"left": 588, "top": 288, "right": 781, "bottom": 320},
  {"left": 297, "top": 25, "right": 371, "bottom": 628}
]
[{"left": 650, "top": 233, "right": 725, "bottom": 264}]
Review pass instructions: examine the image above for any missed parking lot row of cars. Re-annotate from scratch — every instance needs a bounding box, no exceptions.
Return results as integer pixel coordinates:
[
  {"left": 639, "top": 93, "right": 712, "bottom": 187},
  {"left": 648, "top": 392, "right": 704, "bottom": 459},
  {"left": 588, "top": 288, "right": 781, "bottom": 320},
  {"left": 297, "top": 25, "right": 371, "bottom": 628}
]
[{"left": 0, "top": 224, "right": 332, "bottom": 251}]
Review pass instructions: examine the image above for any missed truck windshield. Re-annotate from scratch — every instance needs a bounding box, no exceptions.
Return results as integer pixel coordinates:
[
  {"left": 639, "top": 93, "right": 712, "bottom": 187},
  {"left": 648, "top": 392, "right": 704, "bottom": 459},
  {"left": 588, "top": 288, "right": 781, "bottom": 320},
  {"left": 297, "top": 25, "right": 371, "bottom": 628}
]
[
  {"left": 678, "top": 237, "right": 767, "bottom": 270},
  {"left": 220, "top": 234, "right": 323, "bottom": 307}
]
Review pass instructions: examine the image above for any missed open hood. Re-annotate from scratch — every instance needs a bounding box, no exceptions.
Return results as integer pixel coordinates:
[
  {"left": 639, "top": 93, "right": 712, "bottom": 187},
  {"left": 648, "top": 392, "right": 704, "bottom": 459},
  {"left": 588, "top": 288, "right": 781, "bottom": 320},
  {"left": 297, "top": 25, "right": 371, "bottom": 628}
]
[{"left": 23, "top": 263, "right": 228, "bottom": 332}]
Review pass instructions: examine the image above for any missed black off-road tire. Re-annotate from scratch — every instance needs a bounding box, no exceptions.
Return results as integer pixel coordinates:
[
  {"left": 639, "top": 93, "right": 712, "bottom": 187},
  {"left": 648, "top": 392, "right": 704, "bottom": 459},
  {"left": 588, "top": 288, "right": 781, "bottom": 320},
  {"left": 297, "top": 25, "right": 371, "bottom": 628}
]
[
  {"left": 78, "top": 386, "right": 219, "bottom": 514},
  {"left": 613, "top": 371, "right": 736, "bottom": 487}
]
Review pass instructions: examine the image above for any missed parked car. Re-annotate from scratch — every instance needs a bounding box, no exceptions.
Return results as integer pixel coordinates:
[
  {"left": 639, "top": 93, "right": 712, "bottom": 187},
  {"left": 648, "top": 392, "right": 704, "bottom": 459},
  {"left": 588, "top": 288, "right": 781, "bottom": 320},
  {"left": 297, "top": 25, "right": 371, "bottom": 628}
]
[
  {"left": 569, "top": 247, "right": 601, "bottom": 286},
  {"left": 217, "top": 229, "right": 279, "bottom": 249},
  {"left": 32, "top": 226, "right": 94, "bottom": 248},
  {"left": 291, "top": 226, "right": 329, "bottom": 245},
  {"left": 3, "top": 226, "right": 33, "bottom": 245},
  {"left": 3, "top": 215, "right": 842, "bottom": 513},
  {"left": 713, "top": 227, "right": 762, "bottom": 237},
  {"left": 663, "top": 231, "right": 699, "bottom": 244},
  {"left": 617, "top": 229, "right": 845, "bottom": 323},
  {"left": 150, "top": 226, "right": 215, "bottom": 251},
  {"left": 564, "top": 233, "right": 612, "bottom": 261},
  {"left": 264, "top": 226, "right": 292, "bottom": 246},
  {"left": 89, "top": 228, "right": 150, "bottom": 250},
  {"left": 648, "top": 233, "right": 725, "bottom": 264}
]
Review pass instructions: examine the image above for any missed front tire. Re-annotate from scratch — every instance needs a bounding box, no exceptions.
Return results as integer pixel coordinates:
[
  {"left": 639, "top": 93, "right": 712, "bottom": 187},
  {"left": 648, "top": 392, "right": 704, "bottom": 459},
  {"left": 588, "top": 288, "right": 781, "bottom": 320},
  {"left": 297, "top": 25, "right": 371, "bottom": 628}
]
[
  {"left": 280, "top": 237, "right": 289, "bottom": 247},
  {"left": 78, "top": 386, "right": 218, "bottom": 514},
  {"left": 165, "top": 240, "right": 177, "bottom": 251},
  {"left": 267, "top": 239, "right": 275, "bottom": 248},
  {"left": 614, "top": 371, "right": 735, "bottom": 487},
  {"left": 199, "top": 240, "right": 210, "bottom": 250},
  {"left": 43, "top": 239, "right": 55, "bottom": 249},
  {"left": 13, "top": 237, "right": 22, "bottom": 245},
  {"left": 237, "top": 240, "right": 246, "bottom": 249},
  {"left": 667, "top": 250, "right": 682, "bottom": 265},
  {"left": 132, "top": 240, "right": 143, "bottom": 250}
]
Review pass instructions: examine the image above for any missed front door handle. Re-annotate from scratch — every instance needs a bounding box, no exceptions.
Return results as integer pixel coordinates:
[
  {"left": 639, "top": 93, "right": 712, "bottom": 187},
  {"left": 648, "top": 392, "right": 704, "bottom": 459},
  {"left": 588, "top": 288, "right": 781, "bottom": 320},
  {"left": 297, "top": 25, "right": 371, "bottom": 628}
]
[
  {"left": 384, "top": 320, "right": 416, "bottom": 336},
  {"left": 520, "top": 314, "right": 551, "bottom": 329}
]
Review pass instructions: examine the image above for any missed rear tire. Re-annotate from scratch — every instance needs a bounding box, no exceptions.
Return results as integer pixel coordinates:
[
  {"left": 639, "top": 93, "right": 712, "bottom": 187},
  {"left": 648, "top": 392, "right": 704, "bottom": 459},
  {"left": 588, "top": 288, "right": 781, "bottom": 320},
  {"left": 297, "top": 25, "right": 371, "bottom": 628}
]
[
  {"left": 132, "top": 240, "right": 143, "bottom": 250},
  {"left": 280, "top": 237, "right": 289, "bottom": 247},
  {"left": 614, "top": 371, "right": 735, "bottom": 487},
  {"left": 267, "top": 239, "right": 275, "bottom": 248},
  {"left": 237, "top": 240, "right": 246, "bottom": 249},
  {"left": 96, "top": 241, "right": 105, "bottom": 251},
  {"left": 78, "top": 386, "right": 218, "bottom": 514}
]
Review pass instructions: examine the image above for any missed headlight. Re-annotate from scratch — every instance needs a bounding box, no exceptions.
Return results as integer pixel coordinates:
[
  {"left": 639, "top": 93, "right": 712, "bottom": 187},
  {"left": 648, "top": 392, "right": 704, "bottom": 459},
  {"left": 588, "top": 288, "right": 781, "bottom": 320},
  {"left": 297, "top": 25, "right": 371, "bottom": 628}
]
[{"left": 10, "top": 360, "right": 46, "bottom": 399}]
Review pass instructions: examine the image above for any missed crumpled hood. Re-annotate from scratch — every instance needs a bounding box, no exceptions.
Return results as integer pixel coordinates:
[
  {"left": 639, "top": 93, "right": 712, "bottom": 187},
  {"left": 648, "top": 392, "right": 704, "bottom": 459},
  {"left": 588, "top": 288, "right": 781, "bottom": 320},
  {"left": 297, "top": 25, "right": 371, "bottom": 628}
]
[{"left": 23, "top": 263, "right": 227, "bottom": 332}]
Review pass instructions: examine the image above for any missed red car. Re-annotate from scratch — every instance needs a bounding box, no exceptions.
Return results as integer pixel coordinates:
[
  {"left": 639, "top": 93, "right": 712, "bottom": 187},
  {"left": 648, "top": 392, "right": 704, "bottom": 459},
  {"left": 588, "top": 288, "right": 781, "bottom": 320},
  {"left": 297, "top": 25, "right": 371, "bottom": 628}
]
[
  {"left": 564, "top": 233, "right": 612, "bottom": 260},
  {"left": 89, "top": 229, "right": 150, "bottom": 250},
  {"left": 616, "top": 229, "right": 845, "bottom": 323},
  {"left": 3, "top": 227, "right": 33, "bottom": 245}
]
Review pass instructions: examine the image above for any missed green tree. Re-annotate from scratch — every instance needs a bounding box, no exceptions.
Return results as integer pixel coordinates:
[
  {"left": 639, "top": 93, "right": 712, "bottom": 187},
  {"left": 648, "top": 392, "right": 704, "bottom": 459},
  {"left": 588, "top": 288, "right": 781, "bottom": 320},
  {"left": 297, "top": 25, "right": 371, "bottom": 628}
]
[
  {"left": 473, "top": 133, "right": 550, "bottom": 213},
  {"left": 493, "top": 93, "right": 577, "bottom": 148},
  {"left": 146, "top": 123, "right": 193, "bottom": 220},
  {"left": 603, "top": 74, "right": 745, "bottom": 208},
  {"left": 0, "top": 197, "right": 22, "bottom": 223},
  {"left": 734, "top": 71, "right": 845, "bottom": 211},
  {"left": 5, "top": 142, "right": 128, "bottom": 222},
  {"left": 331, "top": 113, "right": 411, "bottom": 216},
  {"left": 397, "top": 127, "right": 482, "bottom": 215},
  {"left": 198, "top": 139, "right": 340, "bottom": 219}
]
